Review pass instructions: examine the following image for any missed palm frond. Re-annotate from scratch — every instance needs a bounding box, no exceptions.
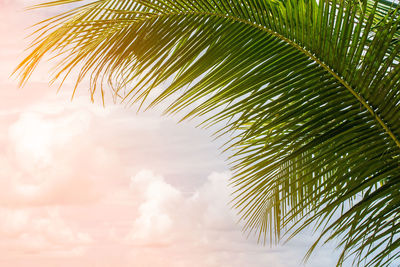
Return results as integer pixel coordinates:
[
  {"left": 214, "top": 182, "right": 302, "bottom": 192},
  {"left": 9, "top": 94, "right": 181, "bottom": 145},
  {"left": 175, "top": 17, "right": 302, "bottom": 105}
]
[{"left": 16, "top": 0, "right": 400, "bottom": 265}]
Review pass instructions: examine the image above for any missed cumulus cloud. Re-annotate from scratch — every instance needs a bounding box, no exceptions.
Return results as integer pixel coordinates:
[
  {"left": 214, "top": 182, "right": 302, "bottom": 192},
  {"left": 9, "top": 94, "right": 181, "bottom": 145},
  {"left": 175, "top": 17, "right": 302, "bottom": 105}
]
[
  {"left": 126, "top": 170, "right": 237, "bottom": 238},
  {"left": 0, "top": 207, "right": 92, "bottom": 257},
  {"left": 0, "top": 105, "right": 123, "bottom": 206},
  {"left": 110, "top": 170, "right": 303, "bottom": 267},
  {"left": 9, "top": 111, "right": 91, "bottom": 170},
  {"left": 99, "top": 169, "right": 341, "bottom": 267},
  {"left": 127, "top": 170, "right": 181, "bottom": 244}
]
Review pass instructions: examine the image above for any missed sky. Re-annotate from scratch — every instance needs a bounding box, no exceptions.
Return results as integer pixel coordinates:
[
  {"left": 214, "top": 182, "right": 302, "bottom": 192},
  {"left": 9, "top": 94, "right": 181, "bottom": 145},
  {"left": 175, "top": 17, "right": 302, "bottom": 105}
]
[{"left": 0, "top": 1, "right": 346, "bottom": 266}]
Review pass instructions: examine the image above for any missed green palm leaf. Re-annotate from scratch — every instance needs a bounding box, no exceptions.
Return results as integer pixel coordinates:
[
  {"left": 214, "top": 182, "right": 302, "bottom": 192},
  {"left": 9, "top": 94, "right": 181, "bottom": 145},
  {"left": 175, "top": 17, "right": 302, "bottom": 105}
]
[{"left": 16, "top": 0, "right": 400, "bottom": 265}]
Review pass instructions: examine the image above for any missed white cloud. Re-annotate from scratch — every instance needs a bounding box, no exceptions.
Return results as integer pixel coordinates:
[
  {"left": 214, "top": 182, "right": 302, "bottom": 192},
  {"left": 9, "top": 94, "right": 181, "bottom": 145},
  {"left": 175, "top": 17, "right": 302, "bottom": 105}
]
[
  {"left": 0, "top": 207, "right": 92, "bottom": 257},
  {"left": 0, "top": 105, "right": 121, "bottom": 206},
  {"left": 9, "top": 111, "right": 91, "bottom": 171},
  {"left": 113, "top": 170, "right": 303, "bottom": 267},
  {"left": 127, "top": 170, "right": 181, "bottom": 243},
  {"left": 91, "top": 169, "right": 345, "bottom": 267}
]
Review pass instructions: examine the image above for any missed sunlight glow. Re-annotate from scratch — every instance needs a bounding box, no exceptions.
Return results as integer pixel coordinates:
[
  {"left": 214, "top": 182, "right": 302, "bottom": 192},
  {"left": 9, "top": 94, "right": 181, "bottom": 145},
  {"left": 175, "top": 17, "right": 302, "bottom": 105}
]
[{"left": 10, "top": 113, "right": 54, "bottom": 168}]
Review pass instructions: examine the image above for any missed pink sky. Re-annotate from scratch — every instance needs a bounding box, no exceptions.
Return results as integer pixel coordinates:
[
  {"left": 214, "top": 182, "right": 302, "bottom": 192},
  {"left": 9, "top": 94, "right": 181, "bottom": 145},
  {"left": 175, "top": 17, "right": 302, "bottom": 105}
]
[{"left": 0, "top": 1, "right": 341, "bottom": 266}]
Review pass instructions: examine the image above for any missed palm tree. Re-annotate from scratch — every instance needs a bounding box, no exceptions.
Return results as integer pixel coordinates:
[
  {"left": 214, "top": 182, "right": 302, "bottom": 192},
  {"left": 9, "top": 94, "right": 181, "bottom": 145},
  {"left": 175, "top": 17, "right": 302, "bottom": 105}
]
[{"left": 16, "top": 0, "right": 400, "bottom": 265}]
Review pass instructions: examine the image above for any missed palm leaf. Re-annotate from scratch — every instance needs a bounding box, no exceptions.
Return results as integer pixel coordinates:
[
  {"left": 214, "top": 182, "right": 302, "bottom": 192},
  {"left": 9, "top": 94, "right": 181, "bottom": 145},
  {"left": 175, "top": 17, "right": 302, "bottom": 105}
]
[{"left": 15, "top": 0, "right": 400, "bottom": 265}]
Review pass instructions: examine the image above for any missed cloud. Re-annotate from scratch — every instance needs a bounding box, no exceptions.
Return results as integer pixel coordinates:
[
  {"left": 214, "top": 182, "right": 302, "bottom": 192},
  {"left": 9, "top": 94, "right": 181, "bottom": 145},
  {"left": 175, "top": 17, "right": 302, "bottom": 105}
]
[
  {"left": 126, "top": 170, "right": 237, "bottom": 239},
  {"left": 0, "top": 207, "right": 92, "bottom": 257},
  {"left": 99, "top": 169, "right": 344, "bottom": 267},
  {"left": 0, "top": 105, "right": 122, "bottom": 206},
  {"left": 9, "top": 111, "right": 91, "bottom": 170},
  {"left": 110, "top": 170, "right": 295, "bottom": 267},
  {"left": 127, "top": 170, "right": 181, "bottom": 244}
]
